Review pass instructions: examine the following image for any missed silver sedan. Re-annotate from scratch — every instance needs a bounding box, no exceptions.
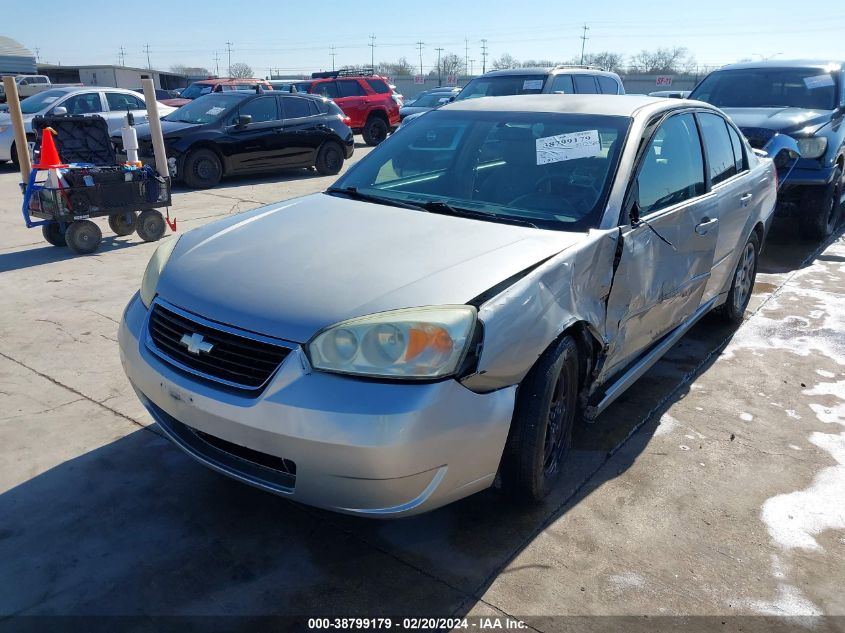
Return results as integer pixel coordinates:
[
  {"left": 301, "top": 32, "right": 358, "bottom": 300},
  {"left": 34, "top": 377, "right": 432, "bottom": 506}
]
[{"left": 119, "top": 95, "right": 792, "bottom": 517}]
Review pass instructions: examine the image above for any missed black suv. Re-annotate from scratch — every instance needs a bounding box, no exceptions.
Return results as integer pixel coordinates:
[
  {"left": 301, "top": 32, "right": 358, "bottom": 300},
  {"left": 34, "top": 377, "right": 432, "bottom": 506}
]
[
  {"left": 116, "top": 91, "right": 354, "bottom": 189},
  {"left": 690, "top": 60, "right": 845, "bottom": 239}
]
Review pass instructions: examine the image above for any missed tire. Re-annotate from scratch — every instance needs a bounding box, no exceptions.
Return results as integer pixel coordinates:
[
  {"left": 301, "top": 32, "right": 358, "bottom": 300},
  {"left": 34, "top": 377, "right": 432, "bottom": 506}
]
[
  {"left": 41, "top": 223, "right": 67, "bottom": 247},
  {"left": 108, "top": 211, "right": 138, "bottom": 236},
  {"left": 315, "top": 141, "right": 344, "bottom": 176},
  {"left": 716, "top": 232, "right": 759, "bottom": 324},
  {"left": 362, "top": 116, "right": 388, "bottom": 146},
  {"left": 183, "top": 148, "right": 222, "bottom": 189},
  {"left": 10, "top": 137, "right": 35, "bottom": 168},
  {"left": 500, "top": 335, "right": 581, "bottom": 501},
  {"left": 136, "top": 209, "right": 166, "bottom": 242},
  {"left": 65, "top": 220, "right": 102, "bottom": 255},
  {"left": 800, "top": 166, "right": 844, "bottom": 240}
]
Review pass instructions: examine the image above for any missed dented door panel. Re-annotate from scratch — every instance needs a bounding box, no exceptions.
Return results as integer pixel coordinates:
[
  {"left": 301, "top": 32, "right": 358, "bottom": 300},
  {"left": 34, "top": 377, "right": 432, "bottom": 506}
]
[{"left": 460, "top": 228, "right": 620, "bottom": 393}]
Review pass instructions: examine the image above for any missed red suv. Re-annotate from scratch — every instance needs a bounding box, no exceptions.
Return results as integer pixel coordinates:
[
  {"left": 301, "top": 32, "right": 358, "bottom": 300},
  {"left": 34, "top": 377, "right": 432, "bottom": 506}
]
[{"left": 293, "top": 72, "right": 400, "bottom": 145}]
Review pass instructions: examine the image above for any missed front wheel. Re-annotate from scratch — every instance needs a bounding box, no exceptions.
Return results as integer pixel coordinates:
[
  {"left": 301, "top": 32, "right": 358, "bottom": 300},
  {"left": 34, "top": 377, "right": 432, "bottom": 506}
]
[
  {"left": 315, "top": 141, "right": 344, "bottom": 176},
  {"left": 500, "top": 335, "right": 580, "bottom": 501},
  {"left": 801, "top": 166, "right": 844, "bottom": 240},
  {"left": 183, "top": 148, "right": 222, "bottom": 189},
  {"left": 716, "top": 232, "right": 759, "bottom": 324},
  {"left": 65, "top": 220, "right": 102, "bottom": 255},
  {"left": 42, "top": 223, "right": 67, "bottom": 247},
  {"left": 136, "top": 209, "right": 166, "bottom": 242}
]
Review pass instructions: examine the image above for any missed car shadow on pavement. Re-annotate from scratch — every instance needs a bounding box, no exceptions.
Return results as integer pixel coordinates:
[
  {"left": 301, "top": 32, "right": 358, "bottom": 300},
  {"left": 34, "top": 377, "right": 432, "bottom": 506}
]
[
  {"left": 0, "top": 314, "right": 737, "bottom": 623},
  {"left": 169, "top": 168, "right": 326, "bottom": 196},
  {"left": 0, "top": 236, "right": 149, "bottom": 274}
]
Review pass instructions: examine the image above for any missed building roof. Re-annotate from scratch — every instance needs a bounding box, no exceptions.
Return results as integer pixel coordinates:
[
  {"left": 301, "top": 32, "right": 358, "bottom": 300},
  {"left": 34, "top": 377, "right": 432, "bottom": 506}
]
[{"left": 0, "top": 36, "right": 34, "bottom": 59}]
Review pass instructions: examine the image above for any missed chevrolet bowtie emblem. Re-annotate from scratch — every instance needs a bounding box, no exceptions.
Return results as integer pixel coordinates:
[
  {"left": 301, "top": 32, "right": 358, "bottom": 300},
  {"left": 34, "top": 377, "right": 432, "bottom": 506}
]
[{"left": 179, "top": 332, "right": 214, "bottom": 355}]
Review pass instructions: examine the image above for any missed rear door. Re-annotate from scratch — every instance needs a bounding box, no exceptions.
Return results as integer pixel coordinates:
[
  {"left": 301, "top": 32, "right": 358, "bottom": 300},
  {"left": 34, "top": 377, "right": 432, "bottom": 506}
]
[
  {"left": 696, "top": 111, "right": 755, "bottom": 302},
  {"left": 275, "top": 96, "right": 323, "bottom": 166},
  {"left": 600, "top": 112, "right": 719, "bottom": 380},
  {"left": 226, "top": 96, "right": 283, "bottom": 172}
]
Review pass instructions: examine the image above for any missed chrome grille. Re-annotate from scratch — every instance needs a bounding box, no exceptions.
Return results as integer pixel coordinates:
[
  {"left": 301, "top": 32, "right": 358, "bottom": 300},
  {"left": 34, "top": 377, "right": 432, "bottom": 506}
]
[{"left": 146, "top": 300, "right": 292, "bottom": 390}]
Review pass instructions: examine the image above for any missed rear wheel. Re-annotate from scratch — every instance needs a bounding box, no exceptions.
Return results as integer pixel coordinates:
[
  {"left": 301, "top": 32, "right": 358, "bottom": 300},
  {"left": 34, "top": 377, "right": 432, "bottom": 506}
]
[
  {"left": 108, "top": 211, "right": 138, "bottom": 236},
  {"left": 65, "top": 220, "right": 102, "bottom": 255},
  {"left": 801, "top": 166, "right": 843, "bottom": 240},
  {"left": 315, "top": 141, "right": 344, "bottom": 175},
  {"left": 500, "top": 335, "right": 580, "bottom": 500},
  {"left": 183, "top": 148, "right": 222, "bottom": 189},
  {"left": 362, "top": 116, "right": 388, "bottom": 146},
  {"left": 716, "top": 232, "right": 759, "bottom": 324},
  {"left": 41, "top": 223, "right": 67, "bottom": 247},
  {"left": 136, "top": 209, "right": 166, "bottom": 242}
]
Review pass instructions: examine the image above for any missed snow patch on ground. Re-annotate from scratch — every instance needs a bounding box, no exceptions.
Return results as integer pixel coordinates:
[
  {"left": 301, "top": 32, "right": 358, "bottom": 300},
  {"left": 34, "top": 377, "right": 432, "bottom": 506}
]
[
  {"left": 608, "top": 571, "right": 646, "bottom": 589},
  {"left": 740, "top": 412, "right": 754, "bottom": 421},
  {"left": 815, "top": 369, "right": 835, "bottom": 378},
  {"left": 739, "top": 583, "right": 823, "bottom": 616}
]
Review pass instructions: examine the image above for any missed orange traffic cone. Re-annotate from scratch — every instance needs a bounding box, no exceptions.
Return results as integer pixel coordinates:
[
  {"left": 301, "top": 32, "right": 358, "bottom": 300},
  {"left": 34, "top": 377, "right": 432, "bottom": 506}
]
[{"left": 32, "top": 127, "right": 68, "bottom": 169}]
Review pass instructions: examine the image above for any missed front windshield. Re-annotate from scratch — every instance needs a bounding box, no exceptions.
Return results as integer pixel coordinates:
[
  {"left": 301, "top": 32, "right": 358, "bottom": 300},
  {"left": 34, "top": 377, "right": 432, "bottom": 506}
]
[
  {"left": 333, "top": 110, "right": 629, "bottom": 231},
  {"left": 691, "top": 68, "right": 838, "bottom": 110},
  {"left": 20, "top": 90, "right": 66, "bottom": 114},
  {"left": 455, "top": 75, "right": 547, "bottom": 101},
  {"left": 408, "top": 93, "right": 451, "bottom": 108},
  {"left": 163, "top": 94, "right": 235, "bottom": 124},
  {"left": 180, "top": 83, "right": 214, "bottom": 100}
]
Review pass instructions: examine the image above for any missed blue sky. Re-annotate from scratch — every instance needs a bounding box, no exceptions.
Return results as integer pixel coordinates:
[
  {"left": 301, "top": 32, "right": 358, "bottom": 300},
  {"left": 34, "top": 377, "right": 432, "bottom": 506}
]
[{"left": 6, "top": 0, "right": 845, "bottom": 76}]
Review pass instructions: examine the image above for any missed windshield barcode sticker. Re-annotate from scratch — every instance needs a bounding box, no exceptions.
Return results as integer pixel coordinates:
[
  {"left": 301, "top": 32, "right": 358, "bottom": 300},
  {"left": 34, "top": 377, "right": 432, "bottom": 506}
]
[
  {"left": 536, "top": 130, "right": 602, "bottom": 165},
  {"left": 804, "top": 74, "right": 834, "bottom": 89},
  {"left": 205, "top": 107, "right": 225, "bottom": 115},
  {"left": 523, "top": 79, "right": 544, "bottom": 90}
]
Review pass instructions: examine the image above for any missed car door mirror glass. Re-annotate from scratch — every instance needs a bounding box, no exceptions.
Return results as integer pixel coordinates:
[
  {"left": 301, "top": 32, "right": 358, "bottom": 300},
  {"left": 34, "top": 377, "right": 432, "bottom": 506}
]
[
  {"left": 52, "top": 106, "right": 68, "bottom": 116},
  {"left": 237, "top": 114, "right": 252, "bottom": 127}
]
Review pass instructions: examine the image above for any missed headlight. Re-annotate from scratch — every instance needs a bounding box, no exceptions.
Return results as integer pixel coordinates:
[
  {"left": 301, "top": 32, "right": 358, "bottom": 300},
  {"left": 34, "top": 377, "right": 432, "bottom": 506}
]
[
  {"left": 307, "top": 306, "right": 477, "bottom": 379},
  {"left": 140, "top": 236, "right": 179, "bottom": 308},
  {"left": 796, "top": 137, "right": 827, "bottom": 159}
]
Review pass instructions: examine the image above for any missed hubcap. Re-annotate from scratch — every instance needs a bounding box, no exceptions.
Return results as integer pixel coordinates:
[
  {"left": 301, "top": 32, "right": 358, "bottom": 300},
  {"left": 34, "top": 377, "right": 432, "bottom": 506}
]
[
  {"left": 195, "top": 158, "right": 218, "bottom": 181},
  {"left": 733, "top": 241, "right": 756, "bottom": 314}
]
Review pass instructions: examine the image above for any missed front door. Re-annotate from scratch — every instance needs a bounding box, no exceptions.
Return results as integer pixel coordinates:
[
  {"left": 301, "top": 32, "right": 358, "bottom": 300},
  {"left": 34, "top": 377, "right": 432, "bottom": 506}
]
[
  {"left": 600, "top": 112, "right": 719, "bottom": 381},
  {"left": 227, "top": 96, "right": 282, "bottom": 172}
]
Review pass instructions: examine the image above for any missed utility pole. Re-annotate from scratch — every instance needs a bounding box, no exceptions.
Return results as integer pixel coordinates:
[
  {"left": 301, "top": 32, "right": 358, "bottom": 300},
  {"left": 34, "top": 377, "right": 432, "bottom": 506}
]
[
  {"left": 213, "top": 52, "right": 220, "bottom": 77},
  {"left": 330, "top": 46, "right": 337, "bottom": 71},
  {"left": 225, "top": 41, "right": 233, "bottom": 76},
  {"left": 435, "top": 47, "right": 444, "bottom": 86},
  {"left": 464, "top": 38, "right": 469, "bottom": 77},
  {"left": 416, "top": 41, "right": 425, "bottom": 76},
  {"left": 33, "top": 46, "right": 40, "bottom": 62},
  {"left": 118, "top": 46, "right": 125, "bottom": 67},
  {"left": 579, "top": 24, "right": 589, "bottom": 65},
  {"left": 481, "top": 39, "right": 488, "bottom": 74},
  {"left": 469, "top": 59, "right": 475, "bottom": 76},
  {"left": 143, "top": 43, "right": 151, "bottom": 69},
  {"left": 368, "top": 34, "right": 376, "bottom": 70}
]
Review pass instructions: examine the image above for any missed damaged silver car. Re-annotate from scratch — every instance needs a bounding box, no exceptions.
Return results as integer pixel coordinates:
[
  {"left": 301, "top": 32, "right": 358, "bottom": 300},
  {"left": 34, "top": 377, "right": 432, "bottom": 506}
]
[{"left": 119, "top": 95, "right": 795, "bottom": 517}]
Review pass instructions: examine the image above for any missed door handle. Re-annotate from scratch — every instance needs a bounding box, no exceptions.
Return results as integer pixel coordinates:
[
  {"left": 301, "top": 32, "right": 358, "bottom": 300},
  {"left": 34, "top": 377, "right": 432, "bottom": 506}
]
[
  {"left": 695, "top": 217, "right": 718, "bottom": 235},
  {"left": 740, "top": 192, "right": 753, "bottom": 207}
]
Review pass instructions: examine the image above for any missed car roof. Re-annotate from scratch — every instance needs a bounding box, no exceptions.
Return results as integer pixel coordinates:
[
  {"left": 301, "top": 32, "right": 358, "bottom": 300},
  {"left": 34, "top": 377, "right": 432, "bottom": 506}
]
[
  {"left": 193, "top": 78, "right": 267, "bottom": 85},
  {"left": 49, "top": 86, "right": 142, "bottom": 95},
  {"left": 443, "top": 93, "right": 704, "bottom": 118},
  {"left": 477, "top": 67, "right": 620, "bottom": 78},
  {"left": 717, "top": 59, "right": 843, "bottom": 71}
]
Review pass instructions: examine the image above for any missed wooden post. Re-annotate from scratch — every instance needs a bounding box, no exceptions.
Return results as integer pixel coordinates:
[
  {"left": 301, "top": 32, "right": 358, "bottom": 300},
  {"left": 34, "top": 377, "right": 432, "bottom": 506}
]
[
  {"left": 2, "top": 76, "right": 31, "bottom": 181},
  {"left": 141, "top": 78, "right": 169, "bottom": 178}
]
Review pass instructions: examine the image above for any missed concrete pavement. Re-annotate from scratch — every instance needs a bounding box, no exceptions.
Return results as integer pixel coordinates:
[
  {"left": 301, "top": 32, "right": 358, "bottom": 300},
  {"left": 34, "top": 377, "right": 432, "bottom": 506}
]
[{"left": 0, "top": 152, "right": 843, "bottom": 631}]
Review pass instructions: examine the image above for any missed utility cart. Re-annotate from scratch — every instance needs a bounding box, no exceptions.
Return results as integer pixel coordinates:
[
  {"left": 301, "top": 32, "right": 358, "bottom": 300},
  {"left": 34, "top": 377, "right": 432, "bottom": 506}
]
[{"left": 20, "top": 114, "right": 174, "bottom": 255}]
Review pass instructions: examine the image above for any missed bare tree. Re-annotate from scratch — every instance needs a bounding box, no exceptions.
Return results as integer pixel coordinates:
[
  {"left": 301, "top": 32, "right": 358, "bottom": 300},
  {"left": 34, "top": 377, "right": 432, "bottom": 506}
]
[
  {"left": 492, "top": 53, "right": 520, "bottom": 69},
  {"left": 229, "top": 62, "right": 254, "bottom": 78},
  {"left": 440, "top": 53, "right": 464, "bottom": 78},
  {"left": 376, "top": 57, "right": 413, "bottom": 77},
  {"left": 574, "top": 52, "right": 625, "bottom": 73},
  {"left": 521, "top": 59, "right": 557, "bottom": 68},
  {"left": 170, "top": 64, "right": 211, "bottom": 76},
  {"left": 628, "top": 47, "right": 694, "bottom": 74}
]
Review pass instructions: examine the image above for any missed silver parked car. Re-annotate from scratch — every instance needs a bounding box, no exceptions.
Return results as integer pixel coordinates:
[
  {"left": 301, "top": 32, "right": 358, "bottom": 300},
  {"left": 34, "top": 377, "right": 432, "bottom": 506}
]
[
  {"left": 0, "top": 87, "right": 175, "bottom": 166},
  {"left": 119, "top": 95, "right": 792, "bottom": 517}
]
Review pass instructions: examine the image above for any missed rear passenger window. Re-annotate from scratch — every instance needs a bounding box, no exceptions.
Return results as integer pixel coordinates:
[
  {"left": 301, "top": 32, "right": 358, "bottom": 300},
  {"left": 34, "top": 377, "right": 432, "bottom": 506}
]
[
  {"left": 550, "top": 75, "right": 574, "bottom": 94},
  {"left": 282, "top": 97, "right": 311, "bottom": 119},
  {"left": 637, "top": 113, "right": 705, "bottom": 214},
  {"left": 338, "top": 80, "right": 367, "bottom": 97},
  {"left": 597, "top": 76, "right": 619, "bottom": 94},
  {"left": 726, "top": 124, "right": 746, "bottom": 173},
  {"left": 573, "top": 75, "right": 598, "bottom": 94},
  {"left": 312, "top": 82, "right": 339, "bottom": 99},
  {"left": 697, "top": 112, "right": 738, "bottom": 185},
  {"left": 366, "top": 79, "right": 390, "bottom": 94}
]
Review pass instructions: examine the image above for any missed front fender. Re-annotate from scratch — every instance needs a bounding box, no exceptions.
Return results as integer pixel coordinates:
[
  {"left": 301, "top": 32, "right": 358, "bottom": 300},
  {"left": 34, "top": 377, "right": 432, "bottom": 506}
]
[{"left": 760, "top": 134, "right": 801, "bottom": 190}]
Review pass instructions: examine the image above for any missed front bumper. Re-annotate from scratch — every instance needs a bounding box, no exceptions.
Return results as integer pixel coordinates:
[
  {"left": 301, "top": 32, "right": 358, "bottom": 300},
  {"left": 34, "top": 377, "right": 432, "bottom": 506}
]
[{"left": 119, "top": 293, "right": 516, "bottom": 517}]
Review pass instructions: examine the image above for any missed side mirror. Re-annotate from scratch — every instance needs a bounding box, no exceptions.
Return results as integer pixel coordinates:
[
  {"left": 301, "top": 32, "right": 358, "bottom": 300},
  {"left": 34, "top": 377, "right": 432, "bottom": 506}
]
[
  {"left": 52, "top": 106, "right": 68, "bottom": 116},
  {"left": 448, "top": 95, "right": 456, "bottom": 103},
  {"left": 236, "top": 114, "right": 252, "bottom": 127},
  {"left": 762, "top": 133, "right": 801, "bottom": 190},
  {"left": 627, "top": 181, "right": 641, "bottom": 226}
]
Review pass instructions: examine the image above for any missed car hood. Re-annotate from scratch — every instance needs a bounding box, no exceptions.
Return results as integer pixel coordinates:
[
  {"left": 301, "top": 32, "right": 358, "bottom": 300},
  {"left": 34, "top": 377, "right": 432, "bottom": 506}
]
[
  {"left": 0, "top": 112, "right": 36, "bottom": 131},
  {"left": 721, "top": 107, "right": 833, "bottom": 135},
  {"left": 399, "top": 105, "right": 433, "bottom": 117},
  {"left": 131, "top": 119, "right": 201, "bottom": 140},
  {"left": 156, "top": 193, "right": 586, "bottom": 343}
]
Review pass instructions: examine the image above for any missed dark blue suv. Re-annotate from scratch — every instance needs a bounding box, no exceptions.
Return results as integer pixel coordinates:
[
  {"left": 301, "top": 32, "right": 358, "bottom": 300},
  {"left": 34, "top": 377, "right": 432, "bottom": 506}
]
[{"left": 690, "top": 60, "right": 845, "bottom": 239}]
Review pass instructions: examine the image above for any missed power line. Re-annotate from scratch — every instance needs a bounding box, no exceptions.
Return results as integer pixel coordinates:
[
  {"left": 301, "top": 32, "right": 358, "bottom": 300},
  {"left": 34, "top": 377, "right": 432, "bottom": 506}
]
[
  {"left": 225, "top": 41, "right": 233, "bottom": 76},
  {"left": 143, "top": 43, "right": 151, "bottom": 69},
  {"left": 416, "top": 41, "right": 425, "bottom": 76},
  {"left": 480, "top": 39, "right": 488, "bottom": 74},
  {"left": 435, "top": 47, "right": 444, "bottom": 86},
  {"left": 580, "top": 24, "right": 590, "bottom": 64},
  {"left": 368, "top": 34, "right": 376, "bottom": 69}
]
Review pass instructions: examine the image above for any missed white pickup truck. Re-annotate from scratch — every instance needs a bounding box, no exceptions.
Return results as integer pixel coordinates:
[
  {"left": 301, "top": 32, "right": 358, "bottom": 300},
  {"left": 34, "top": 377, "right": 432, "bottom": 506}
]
[{"left": 0, "top": 75, "right": 82, "bottom": 103}]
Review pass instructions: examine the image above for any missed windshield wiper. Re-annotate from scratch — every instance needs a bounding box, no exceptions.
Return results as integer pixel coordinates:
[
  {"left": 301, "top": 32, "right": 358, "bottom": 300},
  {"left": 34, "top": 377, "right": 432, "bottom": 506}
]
[
  {"left": 325, "top": 186, "right": 423, "bottom": 210},
  {"left": 419, "top": 200, "right": 539, "bottom": 228}
]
